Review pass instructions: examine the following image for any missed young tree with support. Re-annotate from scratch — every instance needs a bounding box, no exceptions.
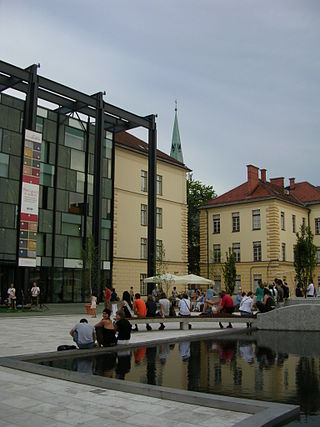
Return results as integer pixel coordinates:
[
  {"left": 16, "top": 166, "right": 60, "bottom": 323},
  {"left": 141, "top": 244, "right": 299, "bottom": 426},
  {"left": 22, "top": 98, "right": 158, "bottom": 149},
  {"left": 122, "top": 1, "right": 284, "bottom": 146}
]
[
  {"left": 222, "top": 248, "right": 237, "bottom": 296},
  {"left": 294, "top": 224, "right": 317, "bottom": 297}
]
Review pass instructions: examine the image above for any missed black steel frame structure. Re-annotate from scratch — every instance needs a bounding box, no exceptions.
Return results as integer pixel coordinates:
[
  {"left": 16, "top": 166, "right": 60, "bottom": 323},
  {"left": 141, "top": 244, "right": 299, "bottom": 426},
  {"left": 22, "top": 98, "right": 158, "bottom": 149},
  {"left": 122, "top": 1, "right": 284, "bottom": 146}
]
[{"left": 0, "top": 60, "right": 157, "bottom": 283}]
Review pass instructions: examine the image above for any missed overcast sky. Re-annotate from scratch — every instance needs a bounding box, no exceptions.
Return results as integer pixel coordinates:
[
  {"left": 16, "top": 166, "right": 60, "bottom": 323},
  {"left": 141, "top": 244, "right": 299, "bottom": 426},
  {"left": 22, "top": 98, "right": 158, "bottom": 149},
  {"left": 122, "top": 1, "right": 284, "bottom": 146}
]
[{"left": 1, "top": 0, "right": 319, "bottom": 195}]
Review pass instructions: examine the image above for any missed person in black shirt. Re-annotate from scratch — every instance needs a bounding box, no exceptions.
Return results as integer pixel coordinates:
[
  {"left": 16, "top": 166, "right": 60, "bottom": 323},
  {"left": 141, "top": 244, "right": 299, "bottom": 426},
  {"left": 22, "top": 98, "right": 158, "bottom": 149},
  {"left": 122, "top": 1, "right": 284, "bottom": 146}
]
[
  {"left": 115, "top": 310, "right": 132, "bottom": 344},
  {"left": 145, "top": 295, "right": 157, "bottom": 331}
]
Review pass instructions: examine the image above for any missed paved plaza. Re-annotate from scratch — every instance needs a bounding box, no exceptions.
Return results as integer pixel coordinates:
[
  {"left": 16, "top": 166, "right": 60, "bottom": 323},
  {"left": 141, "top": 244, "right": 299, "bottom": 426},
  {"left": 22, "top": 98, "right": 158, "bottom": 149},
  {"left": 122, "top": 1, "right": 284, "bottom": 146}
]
[{"left": 0, "top": 307, "right": 252, "bottom": 427}]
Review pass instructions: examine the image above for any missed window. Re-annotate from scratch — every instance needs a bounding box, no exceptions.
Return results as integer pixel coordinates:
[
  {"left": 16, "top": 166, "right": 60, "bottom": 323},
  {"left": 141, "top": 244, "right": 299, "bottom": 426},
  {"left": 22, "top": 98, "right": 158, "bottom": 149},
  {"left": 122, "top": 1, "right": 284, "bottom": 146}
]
[
  {"left": 232, "top": 212, "right": 240, "bottom": 232},
  {"left": 156, "top": 207, "right": 162, "bottom": 228},
  {"left": 252, "top": 209, "right": 261, "bottom": 230},
  {"left": 253, "top": 274, "right": 262, "bottom": 290},
  {"left": 213, "top": 214, "right": 220, "bottom": 234},
  {"left": 71, "top": 149, "right": 85, "bottom": 172},
  {"left": 315, "top": 218, "right": 320, "bottom": 235},
  {"left": 317, "top": 247, "right": 320, "bottom": 264},
  {"left": 140, "top": 273, "right": 148, "bottom": 296},
  {"left": 156, "top": 239, "right": 163, "bottom": 259},
  {"left": 0, "top": 153, "right": 9, "bottom": 177},
  {"left": 213, "top": 244, "right": 221, "bottom": 263},
  {"left": 140, "top": 237, "right": 147, "bottom": 259},
  {"left": 292, "top": 215, "right": 296, "bottom": 233},
  {"left": 235, "top": 276, "right": 241, "bottom": 293},
  {"left": 253, "top": 241, "right": 261, "bottom": 262},
  {"left": 40, "top": 164, "right": 54, "bottom": 187},
  {"left": 141, "top": 204, "right": 147, "bottom": 226},
  {"left": 282, "top": 243, "right": 286, "bottom": 261},
  {"left": 232, "top": 242, "right": 241, "bottom": 262},
  {"left": 65, "top": 126, "right": 84, "bottom": 150},
  {"left": 141, "top": 170, "right": 147, "bottom": 192},
  {"left": 61, "top": 213, "right": 81, "bottom": 237},
  {"left": 281, "top": 212, "right": 285, "bottom": 230},
  {"left": 156, "top": 174, "right": 163, "bottom": 195},
  {"left": 214, "top": 275, "right": 221, "bottom": 292},
  {"left": 36, "top": 116, "right": 44, "bottom": 133}
]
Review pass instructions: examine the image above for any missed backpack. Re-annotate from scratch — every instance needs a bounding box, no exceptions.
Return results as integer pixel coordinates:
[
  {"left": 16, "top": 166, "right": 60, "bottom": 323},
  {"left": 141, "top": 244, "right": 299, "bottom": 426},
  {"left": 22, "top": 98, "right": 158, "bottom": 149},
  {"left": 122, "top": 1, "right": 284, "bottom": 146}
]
[{"left": 57, "top": 345, "right": 77, "bottom": 351}]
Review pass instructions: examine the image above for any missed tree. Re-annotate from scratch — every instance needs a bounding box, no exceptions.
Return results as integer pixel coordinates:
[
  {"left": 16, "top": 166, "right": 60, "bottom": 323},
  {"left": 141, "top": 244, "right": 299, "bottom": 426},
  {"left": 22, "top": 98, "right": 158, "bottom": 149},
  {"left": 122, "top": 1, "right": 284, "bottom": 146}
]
[
  {"left": 222, "top": 248, "right": 237, "bottom": 295},
  {"left": 294, "top": 224, "right": 317, "bottom": 297},
  {"left": 81, "top": 234, "right": 101, "bottom": 301},
  {"left": 155, "top": 243, "right": 172, "bottom": 295},
  {"left": 187, "top": 173, "right": 216, "bottom": 275}
]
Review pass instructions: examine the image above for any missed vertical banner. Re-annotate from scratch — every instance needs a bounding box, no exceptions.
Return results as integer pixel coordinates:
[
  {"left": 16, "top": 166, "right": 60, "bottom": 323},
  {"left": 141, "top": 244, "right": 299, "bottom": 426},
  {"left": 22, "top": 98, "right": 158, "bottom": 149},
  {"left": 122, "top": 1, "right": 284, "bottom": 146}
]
[{"left": 18, "top": 129, "right": 42, "bottom": 267}]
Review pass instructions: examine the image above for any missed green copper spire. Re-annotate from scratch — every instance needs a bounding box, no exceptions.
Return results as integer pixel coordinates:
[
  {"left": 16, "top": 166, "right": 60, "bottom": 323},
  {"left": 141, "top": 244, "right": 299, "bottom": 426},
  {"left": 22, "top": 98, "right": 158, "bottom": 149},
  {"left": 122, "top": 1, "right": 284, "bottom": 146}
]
[{"left": 170, "top": 100, "right": 184, "bottom": 163}]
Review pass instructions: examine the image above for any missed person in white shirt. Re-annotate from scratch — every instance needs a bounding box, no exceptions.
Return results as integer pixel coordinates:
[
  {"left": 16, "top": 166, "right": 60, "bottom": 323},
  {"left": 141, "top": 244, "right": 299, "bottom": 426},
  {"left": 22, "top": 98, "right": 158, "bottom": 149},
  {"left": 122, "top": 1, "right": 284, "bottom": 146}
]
[
  {"left": 239, "top": 291, "right": 254, "bottom": 316},
  {"left": 158, "top": 292, "right": 171, "bottom": 331},
  {"left": 307, "top": 282, "right": 315, "bottom": 297},
  {"left": 178, "top": 293, "right": 191, "bottom": 316},
  {"left": 30, "top": 282, "right": 40, "bottom": 308},
  {"left": 7, "top": 283, "right": 16, "bottom": 309}
]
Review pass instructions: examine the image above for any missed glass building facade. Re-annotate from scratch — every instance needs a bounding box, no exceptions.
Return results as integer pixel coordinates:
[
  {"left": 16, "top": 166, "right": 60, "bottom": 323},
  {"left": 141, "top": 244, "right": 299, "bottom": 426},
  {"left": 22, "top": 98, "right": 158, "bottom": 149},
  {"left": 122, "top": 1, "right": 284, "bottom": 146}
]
[{"left": 0, "top": 93, "right": 113, "bottom": 303}]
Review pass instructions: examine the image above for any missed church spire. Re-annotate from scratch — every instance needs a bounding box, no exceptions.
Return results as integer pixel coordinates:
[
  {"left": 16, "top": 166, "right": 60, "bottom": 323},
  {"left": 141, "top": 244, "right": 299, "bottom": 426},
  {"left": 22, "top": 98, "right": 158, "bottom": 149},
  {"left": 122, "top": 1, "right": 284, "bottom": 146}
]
[{"left": 170, "top": 100, "right": 184, "bottom": 163}]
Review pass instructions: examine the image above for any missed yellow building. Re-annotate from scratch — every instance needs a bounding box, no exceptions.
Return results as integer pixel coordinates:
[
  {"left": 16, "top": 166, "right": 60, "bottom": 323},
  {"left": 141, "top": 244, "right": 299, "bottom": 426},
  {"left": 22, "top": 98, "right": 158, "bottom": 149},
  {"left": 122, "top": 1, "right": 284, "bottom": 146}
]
[
  {"left": 200, "top": 165, "right": 320, "bottom": 294},
  {"left": 112, "top": 131, "right": 189, "bottom": 296}
]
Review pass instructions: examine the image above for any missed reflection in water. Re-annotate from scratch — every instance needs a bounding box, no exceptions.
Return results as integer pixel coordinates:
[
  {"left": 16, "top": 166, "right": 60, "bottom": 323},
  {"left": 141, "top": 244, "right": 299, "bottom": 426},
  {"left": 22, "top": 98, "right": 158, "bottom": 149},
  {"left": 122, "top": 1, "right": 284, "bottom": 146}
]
[{"left": 40, "top": 331, "right": 320, "bottom": 424}]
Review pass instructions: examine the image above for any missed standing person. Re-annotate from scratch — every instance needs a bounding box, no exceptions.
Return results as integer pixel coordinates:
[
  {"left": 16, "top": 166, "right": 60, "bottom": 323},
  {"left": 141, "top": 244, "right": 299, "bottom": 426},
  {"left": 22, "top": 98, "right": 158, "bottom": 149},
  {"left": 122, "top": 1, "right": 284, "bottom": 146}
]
[
  {"left": 30, "top": 281, "right": 40, "bottom": 309},
  {"left": 275, "top": 280, "right": 284, "bottom": 303},
  {"left": 282, "top": 279, "right": 290, "bottom": 299},
  {"left": 235, "top": 288, "right": 243, "bottom": 310},
  {"left": 114, "top": 310, "right": 132, "bottom": 345},
  {"left": 7, "top": 283, "right": 16, "bottom": 310},
  {"left": 110, "top": 288, "right": 119, "bottom": 317},
  {"left": 104, "top": 286, "right": 111, "bottom": 310},
  {"left": 129, "top": 286, "right": 135, "bottom": 304},
  {"left": 255, "top": 280, "right": 264, "bottom": 303},
  {"left": 70, "top": 318, "right": 96, "bottom": 349},
  {"left": 132, "top": 293, "right": 146, "bottom": 332},
  {"left": 296, "top": 283, "right": 303, "bottom": 297},
  {"left": 94, "top": 309, "right": 116, "bottom": 347},
  {"left": 307, "top": 282, "right": 315, "bottom": 298},
  {"left": 90, "top": 294, "right": 97, "bottom": 318},
  {"left": 158, "top": 292, "right": 171, "bottom": 330}
]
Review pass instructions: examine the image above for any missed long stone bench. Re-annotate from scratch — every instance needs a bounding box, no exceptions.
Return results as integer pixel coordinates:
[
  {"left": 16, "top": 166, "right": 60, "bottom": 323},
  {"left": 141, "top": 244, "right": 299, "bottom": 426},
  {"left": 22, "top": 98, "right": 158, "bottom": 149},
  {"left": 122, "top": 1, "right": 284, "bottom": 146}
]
[{"left": 128, "top": 314, "right": 256, "bottom": 330}]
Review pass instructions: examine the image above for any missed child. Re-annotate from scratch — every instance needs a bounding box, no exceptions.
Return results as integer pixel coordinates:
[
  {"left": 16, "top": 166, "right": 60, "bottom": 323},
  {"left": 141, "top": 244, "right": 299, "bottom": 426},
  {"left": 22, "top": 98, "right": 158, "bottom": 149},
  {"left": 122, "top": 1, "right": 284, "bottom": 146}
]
[{"left": 90, "top": 294, "right": 97, "bottom": 318}]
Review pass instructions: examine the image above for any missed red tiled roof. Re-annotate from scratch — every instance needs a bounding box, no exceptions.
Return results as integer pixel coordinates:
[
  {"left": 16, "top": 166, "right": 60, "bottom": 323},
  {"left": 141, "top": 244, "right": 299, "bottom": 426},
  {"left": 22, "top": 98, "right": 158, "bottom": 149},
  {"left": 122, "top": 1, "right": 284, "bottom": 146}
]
[
  {"left": 115, "top": 131, "right": 190, "bottom": 171},
  {"left": 205, "top": 180, "right": 308, "bottom": 208},
  {"left": 287, "top": 182, "right": 320, "bottom": 204}
]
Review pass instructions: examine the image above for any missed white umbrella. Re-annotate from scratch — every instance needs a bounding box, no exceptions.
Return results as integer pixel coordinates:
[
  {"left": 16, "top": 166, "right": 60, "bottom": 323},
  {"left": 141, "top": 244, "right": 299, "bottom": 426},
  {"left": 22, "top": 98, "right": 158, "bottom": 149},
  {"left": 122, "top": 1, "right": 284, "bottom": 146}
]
[
  {"left": 176, "top": 274, "right": 214, "bottom": 286},
  {"left": 144, "top": 273, "right": 186, "bottom": 284}
]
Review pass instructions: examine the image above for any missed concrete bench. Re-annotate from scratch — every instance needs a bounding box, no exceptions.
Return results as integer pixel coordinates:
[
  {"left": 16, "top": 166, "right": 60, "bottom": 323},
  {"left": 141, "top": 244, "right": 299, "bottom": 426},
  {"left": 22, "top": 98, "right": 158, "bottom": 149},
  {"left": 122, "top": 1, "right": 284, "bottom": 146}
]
[{"left": 128, "top": 314, "right": 256, "bottom": 330}]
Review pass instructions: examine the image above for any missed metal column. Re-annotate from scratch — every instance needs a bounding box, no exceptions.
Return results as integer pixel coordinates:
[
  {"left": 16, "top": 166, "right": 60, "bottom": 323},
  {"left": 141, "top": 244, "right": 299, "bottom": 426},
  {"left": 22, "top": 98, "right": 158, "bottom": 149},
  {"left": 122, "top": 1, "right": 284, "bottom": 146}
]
[
  {"left": 92, "top": 93, "right": 104, "bottom": 258},
  {"left": 147, "top": 115, "right": 157, "bottom": 284}
]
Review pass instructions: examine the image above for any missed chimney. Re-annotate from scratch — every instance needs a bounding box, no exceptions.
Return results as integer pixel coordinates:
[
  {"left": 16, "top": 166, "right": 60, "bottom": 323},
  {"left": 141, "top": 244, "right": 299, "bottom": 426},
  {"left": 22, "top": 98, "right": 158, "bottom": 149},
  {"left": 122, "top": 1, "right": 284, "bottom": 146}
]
[
  {"left": 260, "top": 168, "right": 267, "bottom": 183},
  {"left": 289, "top": 177, "right": 295, "bottom": 189},
  {"left": 270, "top": 177, "right": 284, "bottom": 188},
  {"left": 247, "top": 164, "right": 259, "bottom": 193}
]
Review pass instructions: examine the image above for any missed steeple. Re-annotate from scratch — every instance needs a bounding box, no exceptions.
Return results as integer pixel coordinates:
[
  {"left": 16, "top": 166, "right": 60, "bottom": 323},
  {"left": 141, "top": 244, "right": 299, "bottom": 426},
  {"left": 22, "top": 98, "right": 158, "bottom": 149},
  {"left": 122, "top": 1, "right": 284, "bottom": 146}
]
[{"left": 170, "top": 100, "right": 184, "bottom": 163}]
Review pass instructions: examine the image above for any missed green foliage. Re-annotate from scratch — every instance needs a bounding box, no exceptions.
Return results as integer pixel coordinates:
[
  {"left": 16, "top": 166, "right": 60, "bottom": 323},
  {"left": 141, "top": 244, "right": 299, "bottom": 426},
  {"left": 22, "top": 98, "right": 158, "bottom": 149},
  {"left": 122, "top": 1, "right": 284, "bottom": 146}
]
[
  {"left": 156, "top": 243, "right": 171, "bottom": 295},
  {"left": 294, "top": 224, "right": 317, "bottom": 296},
  {"left": 187, "top": 173, "right": 216, "bottom": 274},
  {"left": 81, "top": 234, "right": 100, "bottom": 300},
  {"left": 222, "top": 247, "right": 237, "bottom": 295}
]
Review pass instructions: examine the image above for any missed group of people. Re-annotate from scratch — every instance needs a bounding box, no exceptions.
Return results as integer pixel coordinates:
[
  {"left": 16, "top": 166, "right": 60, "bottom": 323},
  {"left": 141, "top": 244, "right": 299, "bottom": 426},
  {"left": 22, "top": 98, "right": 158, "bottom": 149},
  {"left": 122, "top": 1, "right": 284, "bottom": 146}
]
[
  {"left": 5, "top": 281, "right": 40, "bottom": 310},
  {"left": 70, "top": 308, "right": 132, "bottom": 349}
]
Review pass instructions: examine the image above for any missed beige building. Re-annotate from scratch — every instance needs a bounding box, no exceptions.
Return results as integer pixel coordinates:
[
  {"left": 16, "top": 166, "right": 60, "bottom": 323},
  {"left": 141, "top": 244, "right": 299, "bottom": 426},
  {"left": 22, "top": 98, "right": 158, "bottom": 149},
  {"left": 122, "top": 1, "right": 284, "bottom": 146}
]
[
  {"left": 200, "top": 165, "right": 320, "bottom": 294},
  {"left": 112, "top": 132, "right": 189, "bottom": 296}
]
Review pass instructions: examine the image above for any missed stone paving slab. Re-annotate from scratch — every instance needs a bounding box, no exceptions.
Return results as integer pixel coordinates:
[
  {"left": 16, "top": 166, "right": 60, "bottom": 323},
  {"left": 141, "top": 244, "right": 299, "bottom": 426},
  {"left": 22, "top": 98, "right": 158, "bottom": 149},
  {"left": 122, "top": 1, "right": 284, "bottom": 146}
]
[{"left": 0, "top": 313, "right": 297, "bottom": 426}]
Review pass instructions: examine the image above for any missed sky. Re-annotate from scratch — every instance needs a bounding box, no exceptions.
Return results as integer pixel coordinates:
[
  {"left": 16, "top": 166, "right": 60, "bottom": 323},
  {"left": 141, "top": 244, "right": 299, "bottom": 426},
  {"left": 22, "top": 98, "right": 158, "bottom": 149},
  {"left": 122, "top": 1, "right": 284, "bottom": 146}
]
[{"left": 0, "top": 0, "right": 319, "bottom": 195}]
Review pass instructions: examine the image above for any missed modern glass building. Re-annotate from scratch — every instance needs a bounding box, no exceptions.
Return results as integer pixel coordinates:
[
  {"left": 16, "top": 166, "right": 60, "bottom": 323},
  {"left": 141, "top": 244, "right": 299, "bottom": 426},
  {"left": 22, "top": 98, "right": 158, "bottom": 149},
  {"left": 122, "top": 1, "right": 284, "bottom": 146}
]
[{"left": 0, "top": 60, "right": 157, "bottom": 303}]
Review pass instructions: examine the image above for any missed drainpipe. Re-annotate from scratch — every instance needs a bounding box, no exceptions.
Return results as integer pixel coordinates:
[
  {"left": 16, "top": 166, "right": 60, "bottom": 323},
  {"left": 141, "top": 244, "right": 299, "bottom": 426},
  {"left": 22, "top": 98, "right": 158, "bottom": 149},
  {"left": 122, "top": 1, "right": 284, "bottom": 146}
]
[{"left": 206, "top": 209, "right": 209, "bottom": 279}]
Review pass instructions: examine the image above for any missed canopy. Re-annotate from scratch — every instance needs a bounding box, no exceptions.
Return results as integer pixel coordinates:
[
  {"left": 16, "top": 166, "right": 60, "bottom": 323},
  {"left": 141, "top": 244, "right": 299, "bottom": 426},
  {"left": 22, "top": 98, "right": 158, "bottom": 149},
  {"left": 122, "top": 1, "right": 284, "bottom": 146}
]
[
  {"left": 143, "top": 273, "right": 186, "bottom": 284},
  {"left": 176, "top": 274, "right": 214, "bottom": 286}
]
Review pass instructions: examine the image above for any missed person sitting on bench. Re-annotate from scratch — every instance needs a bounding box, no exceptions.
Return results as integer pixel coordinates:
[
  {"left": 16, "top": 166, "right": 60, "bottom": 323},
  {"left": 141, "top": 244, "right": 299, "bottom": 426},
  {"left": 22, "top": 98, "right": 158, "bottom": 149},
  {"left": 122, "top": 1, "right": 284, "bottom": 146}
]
[
  {"left": 202, "top": 291, "right": 234, "bottom": 328},
  {"left": 70, "top": 318, "right": 96, "bottom": 349},
  {"left": 94, "top": 309, "right": 116, "bottom": 347}
]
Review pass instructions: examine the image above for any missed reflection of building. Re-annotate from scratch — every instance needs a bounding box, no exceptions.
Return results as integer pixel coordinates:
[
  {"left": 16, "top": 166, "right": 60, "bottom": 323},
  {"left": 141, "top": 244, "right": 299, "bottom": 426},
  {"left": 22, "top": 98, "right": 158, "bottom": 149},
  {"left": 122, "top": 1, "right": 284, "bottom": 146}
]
[
  {"left": 0, "top": 61, "right": 188, "bottom": 302},
  {"left": 200, "top": 165, "right": 320, "bottom": 293}
]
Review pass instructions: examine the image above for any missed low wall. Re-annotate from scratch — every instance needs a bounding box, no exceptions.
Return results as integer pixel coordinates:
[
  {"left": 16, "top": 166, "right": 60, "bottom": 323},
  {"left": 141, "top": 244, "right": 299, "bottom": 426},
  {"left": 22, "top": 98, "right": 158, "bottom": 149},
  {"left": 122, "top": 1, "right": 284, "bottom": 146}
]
[
  {"left": 256, "top": 304, "right": 320, "bottom": 331},
  {"left": 285, "top": 297, "right": 320, "bottom": 306}
]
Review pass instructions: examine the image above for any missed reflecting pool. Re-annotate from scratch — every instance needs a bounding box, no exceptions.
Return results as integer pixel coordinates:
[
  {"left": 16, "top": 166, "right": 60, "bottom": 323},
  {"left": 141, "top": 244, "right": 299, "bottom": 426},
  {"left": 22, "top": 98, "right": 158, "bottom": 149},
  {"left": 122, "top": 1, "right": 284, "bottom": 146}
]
[{"left": 38, "top": 331, "right": 320, "bottom": 425}]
